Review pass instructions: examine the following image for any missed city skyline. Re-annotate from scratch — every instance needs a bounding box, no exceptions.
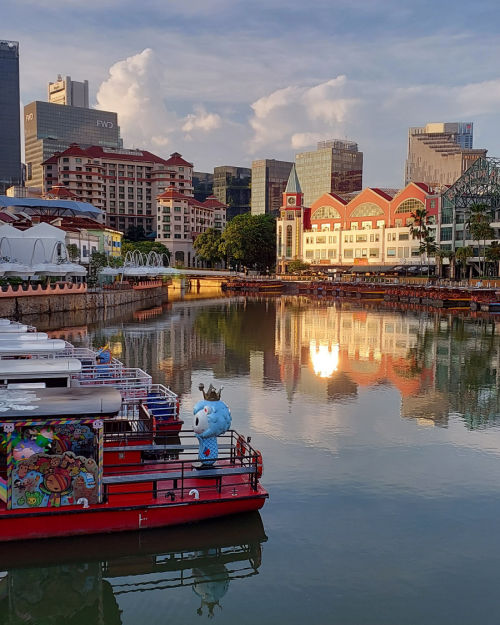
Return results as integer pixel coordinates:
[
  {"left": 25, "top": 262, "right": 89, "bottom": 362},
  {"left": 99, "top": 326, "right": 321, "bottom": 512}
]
[{"left": 4, "top": 0, "right": 500, "bottom": 186}]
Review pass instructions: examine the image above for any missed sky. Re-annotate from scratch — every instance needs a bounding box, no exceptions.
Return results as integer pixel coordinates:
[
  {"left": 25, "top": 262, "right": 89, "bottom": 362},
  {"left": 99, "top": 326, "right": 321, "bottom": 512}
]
[{"left": 4, "top": 0, "right": 500, "bottom": 187}]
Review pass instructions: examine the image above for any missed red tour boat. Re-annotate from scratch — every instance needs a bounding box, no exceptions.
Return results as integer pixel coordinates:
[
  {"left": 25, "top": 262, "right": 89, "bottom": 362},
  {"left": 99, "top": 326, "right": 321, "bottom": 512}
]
[{"left": 0, "top": 321, "right": 268, "bottom": 542}]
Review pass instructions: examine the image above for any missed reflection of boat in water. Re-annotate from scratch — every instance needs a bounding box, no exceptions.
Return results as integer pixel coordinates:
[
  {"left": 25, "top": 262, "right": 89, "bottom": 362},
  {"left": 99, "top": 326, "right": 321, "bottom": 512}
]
[{"left": 0, "top": 512, "right": 267, "bottom": 623}]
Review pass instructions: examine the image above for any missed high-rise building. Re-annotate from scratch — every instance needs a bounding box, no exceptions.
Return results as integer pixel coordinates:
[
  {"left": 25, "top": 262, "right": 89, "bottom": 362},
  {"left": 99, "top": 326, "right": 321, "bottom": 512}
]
[
  {"left": 405, "top": 122, "right": 483, "bottom": 186},
  {"left": 213, "top": 166, "right": 251, "bottom": 219},
  {"left": 0, "top": 40, "right": 22, "bottom": 194},
  {"left": 251, "top": 159, "right": 294, "bottom": 217},
  {"left": 24, "top": 101, "right": 121, "bottom": 189},
  {"left": 295, "top": 139, "right": 363, "bottom": 207},
  {"left": 48, "top": 75, "right": 89, "bottom": 108},
  {"left": 193, "top": 171, "right": 213, "bottom": 202},
  {"left": 43, "top": 146, "right": 193, "bottom": 237}
]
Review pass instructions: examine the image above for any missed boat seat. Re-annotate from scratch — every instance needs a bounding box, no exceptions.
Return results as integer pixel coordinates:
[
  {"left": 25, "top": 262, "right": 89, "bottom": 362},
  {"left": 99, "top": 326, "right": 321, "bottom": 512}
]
[{"left": 102, "top": 465, "right": 256, "bottom": 498}]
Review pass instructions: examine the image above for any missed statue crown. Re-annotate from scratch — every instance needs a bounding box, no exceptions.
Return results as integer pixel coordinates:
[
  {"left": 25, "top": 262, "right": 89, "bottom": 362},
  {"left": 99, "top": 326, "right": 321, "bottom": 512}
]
[{"left": 198, "top": 383, "right": 223, "bottom": 401}]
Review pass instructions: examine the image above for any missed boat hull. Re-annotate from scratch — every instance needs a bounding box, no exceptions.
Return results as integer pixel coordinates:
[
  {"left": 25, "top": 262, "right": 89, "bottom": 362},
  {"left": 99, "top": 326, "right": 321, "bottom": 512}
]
[{"left": 0, "top": 493, "right": 267, "bottom": 542}]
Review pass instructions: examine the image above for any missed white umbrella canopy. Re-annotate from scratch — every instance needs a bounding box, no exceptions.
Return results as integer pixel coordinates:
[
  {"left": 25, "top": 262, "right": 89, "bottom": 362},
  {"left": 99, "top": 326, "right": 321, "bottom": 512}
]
[
  {"left": 61, "top": 262, "right": 87, "bottom": 276},
  {"left": 123, "top": 266, "right": 150, "bottom": 277},
  {"left": 100, "top": 266, "right": 122, "bottom": 276},
  {"left": 31, "top": 262, "right": 70, "bottom": 276},
  {"left": 1, "top": 262, "right": 36, "bottom": 278}
]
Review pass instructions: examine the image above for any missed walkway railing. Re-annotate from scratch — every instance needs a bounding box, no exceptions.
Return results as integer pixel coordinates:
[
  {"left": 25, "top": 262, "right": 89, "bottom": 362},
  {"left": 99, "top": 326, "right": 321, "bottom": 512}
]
[{"left": 0, "top": 282, "right": 87, "bottom": 297}]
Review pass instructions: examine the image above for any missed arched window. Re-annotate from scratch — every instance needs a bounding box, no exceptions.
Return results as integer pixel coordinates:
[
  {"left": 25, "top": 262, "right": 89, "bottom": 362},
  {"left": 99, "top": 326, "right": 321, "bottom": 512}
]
[
  {"left": 175, "top": 251, "right": 185, "bottom": 262},
  {"left": 311, "top": 205, "right": 341, "bottom": 220},
  {"left": 349, "top": 203, "right": 384, "bottom": 217},
  {"left": 394, "top": 198, "right": 425, "bottom": 214},
  {"left": 286, "top": 225, "right": 293, "bottom": 258}
]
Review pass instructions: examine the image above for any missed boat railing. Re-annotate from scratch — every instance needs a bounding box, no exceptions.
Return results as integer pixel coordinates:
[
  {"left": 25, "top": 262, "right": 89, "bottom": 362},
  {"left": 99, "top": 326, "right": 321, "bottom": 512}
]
[
  {"left": 102, "top": 429, "right": 261, "bottom": 499},
  {"left": 73, "top": 364, "right": 152, "bottom": 393}
]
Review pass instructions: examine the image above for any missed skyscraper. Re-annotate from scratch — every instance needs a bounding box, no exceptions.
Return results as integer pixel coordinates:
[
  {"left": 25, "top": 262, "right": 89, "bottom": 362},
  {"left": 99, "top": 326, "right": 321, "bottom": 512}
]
[
  {"left": 405, "top": 122, "right": 484, "bottom": 186},
  {"left": 48, "top": 75, "right": 89, "bottom": 108},
  {"left": 251, "top": 159, "right": 294, "bottom": 216},
  {"left": 24, "top": 101, "right": 121, "bottom": 189},
  {"left": 213, "top": 165, "right": 251, "bottom": 219},
  {"left": 295, "top": 139, "right": 363, "bottom": 206},
  {"left": 0, "top": 40, "right": 22, "bottom": 194}
]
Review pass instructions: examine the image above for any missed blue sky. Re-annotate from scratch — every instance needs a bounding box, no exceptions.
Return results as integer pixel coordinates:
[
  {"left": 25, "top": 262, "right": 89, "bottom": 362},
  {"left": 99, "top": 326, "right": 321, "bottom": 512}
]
[{"left": 4, "top": 0, "right": 500, "bottom": 186}]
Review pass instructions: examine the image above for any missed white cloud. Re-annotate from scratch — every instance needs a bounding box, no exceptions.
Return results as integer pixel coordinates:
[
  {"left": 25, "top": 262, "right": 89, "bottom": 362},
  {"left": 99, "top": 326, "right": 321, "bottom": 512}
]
[
  {"left": 182, "top": 106, "right": 221, "bottom": 134},
  {"left": 248, "top": 76, "right": 360, "bottom": 155}
]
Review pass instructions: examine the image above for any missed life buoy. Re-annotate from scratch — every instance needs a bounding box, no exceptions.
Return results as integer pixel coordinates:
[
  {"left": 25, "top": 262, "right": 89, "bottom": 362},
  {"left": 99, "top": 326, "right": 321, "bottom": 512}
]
[
  {"left": 236, "top": 435, "right": 245, "bottom": 459},
  {"left": 254, "top": 450, "right": 263, "bottom": 478}
]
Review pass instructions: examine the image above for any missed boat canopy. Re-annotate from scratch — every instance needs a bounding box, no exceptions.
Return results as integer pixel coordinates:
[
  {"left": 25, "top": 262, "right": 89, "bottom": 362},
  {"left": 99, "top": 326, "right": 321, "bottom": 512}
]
[
  {"left": 0, "top": 332, "right": 49, "bottom": 341},
  {"left": 0, "top": 324, "right": 29, "bottom": 333},
  {"left": 0, "top": 339, "right": 66, "bottom": 354},
  {"left": 0, "top": 358, "right": 82, "bottom": 378},
  {"left": 0, "top": 386, "right": 122, "bottom": 417}
]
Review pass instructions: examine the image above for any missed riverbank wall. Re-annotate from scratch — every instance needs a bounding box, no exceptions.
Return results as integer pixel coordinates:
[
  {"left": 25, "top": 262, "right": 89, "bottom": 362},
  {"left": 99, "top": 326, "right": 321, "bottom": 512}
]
[{"left": 0, "top": 285, "right": 167, "bottom": 319}]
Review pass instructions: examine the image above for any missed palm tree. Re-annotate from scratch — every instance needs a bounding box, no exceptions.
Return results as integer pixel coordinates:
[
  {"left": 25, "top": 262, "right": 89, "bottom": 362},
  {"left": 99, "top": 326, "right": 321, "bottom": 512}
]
[
  {"left": 466, "top": 204, "right": 494, "bottom": 277},
  {"left": 435, "top": 248, "right": 454, "bottom": 279},
  {"left": 419, "top": 233, "right": 437, "bottom": 278},
  {"left": 455, "top": 246, "right": 474, "bottom": 280},
  {"left": 409, "top": 206, "right": 429, "bottom": 271}
]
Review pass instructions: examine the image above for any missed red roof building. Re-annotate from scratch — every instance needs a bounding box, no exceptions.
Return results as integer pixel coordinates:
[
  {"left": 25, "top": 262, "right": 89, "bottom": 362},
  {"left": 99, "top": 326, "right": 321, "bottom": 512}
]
[
  {"left": 156, "top": 187, "right": 227, "bottom": 267},
  {"left": 42, "top": 145, "right": 194, "bottom": 238}
]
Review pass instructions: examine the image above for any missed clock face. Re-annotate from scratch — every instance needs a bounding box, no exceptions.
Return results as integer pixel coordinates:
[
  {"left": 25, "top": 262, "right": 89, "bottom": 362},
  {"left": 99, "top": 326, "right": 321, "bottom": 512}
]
[{"left": 287, "top": 196, "right": 296, "bottom": 206}]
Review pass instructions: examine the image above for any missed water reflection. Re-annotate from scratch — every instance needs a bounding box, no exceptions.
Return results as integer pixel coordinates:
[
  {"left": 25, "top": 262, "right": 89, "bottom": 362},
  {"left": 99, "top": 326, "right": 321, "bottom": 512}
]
[
  {"left": 31, "top": 296, "right": 500, "bottom": 432},
  {"left": 0, "top": 513, "right": 266, "bottom": 624}
]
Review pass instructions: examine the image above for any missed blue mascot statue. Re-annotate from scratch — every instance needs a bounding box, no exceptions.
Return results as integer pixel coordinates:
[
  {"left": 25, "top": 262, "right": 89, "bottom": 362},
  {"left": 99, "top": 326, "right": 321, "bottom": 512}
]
[{"left": 193, "top": 383, "right": 231, "bottom": 469}]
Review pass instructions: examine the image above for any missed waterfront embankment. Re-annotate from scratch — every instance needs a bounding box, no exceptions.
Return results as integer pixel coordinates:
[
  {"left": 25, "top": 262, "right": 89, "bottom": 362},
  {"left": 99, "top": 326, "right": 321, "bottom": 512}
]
[{"left": 0, "top": 284, "right": 167, "bottom": 318}]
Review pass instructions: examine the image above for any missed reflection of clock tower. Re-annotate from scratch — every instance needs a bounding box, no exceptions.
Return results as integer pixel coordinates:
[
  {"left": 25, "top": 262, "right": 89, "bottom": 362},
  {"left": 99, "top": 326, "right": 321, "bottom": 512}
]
[{"left": 276, "top": 164, "right": 310, "bottom": 273}]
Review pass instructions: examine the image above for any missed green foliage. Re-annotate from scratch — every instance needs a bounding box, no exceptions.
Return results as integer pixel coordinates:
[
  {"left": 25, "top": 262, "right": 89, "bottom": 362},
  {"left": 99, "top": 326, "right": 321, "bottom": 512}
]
[
  {"left": 125, "top": 225, "right": 147, "bottom": 241},
  {"left": 220, "top": 213, "right": 276, "bottom": 271},
  {"left": 122, "top": 240, "right": 171, "bottom": 262},
  {"left": 193, "top": 228, "right": 223, "bottom": 266},
  {"left": 287, "top": 259, "right": 310, "bottom": 274},
  {"left": 66, "top": 243, "right": 79, "bottom": 262},
  {"left": 467, "top": 204, "right": 494, "bottom": 276}
]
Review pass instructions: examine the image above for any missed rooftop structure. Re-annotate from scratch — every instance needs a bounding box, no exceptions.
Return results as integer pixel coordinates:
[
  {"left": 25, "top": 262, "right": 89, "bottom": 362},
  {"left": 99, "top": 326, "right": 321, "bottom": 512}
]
[{"left": 48, "top": 75, "right": 89, "bottom": 108}]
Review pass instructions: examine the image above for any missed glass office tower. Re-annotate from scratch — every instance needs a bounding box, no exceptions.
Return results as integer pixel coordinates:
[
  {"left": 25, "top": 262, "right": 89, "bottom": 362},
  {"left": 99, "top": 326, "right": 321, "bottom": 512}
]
[
  {"left": 24, "top": 101, "right": 121, "bottom": 189},
  {"left": 0, "top": 40, "right": 22, "bottom": 194}
]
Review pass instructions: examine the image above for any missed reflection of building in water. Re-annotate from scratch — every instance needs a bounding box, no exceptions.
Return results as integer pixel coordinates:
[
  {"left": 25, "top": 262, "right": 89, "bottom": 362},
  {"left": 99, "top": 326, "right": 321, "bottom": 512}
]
[
  {"left": 0, "top": 513, "right": 266, "bottom": 623},
  {"left": 275, "top": 300, "right": 436, "bottom": 405}
]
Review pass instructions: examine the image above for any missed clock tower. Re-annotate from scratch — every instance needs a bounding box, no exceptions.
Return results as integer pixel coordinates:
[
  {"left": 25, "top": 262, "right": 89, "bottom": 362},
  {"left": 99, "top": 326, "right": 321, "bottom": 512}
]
[{"left": 276, "top": 164, "right": 310, "bottom": 272}]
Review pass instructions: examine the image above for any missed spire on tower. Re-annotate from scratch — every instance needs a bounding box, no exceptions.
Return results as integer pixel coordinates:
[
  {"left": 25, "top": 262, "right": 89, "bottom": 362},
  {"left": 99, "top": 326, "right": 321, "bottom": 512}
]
[{"left": 285, "top": 164, "right": 301, "bottom": 194}]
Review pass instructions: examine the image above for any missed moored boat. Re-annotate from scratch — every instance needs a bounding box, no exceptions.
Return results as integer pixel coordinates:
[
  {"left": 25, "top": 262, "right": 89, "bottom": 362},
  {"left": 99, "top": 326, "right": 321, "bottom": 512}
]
[{"left": 0, "top": 321, "right": 268, "bottom": 542}]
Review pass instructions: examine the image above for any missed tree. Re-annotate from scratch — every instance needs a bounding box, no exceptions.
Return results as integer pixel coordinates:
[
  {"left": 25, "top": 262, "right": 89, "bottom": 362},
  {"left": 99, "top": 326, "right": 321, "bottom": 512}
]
[
  {"left": 220, "top": 213, "right": 276, "bottom": 271},
  {"left": 419, "top": 233, "right": 438, "bottom": 277},
  {"left": 125, "top": 225, "right": 147, "bottom": 242},
  {"left": 193, "top": 228, "right": 223, "bottom": 267},
  {"left": 485, "top": 241, "right": 500, "bottom": 277},
  {"left": 455, "top": 246, "right": 474, "bottom": 280},
  {"left": 466, "top": 204, "right": 494, "bottom": 276},
  {"left": 409, "top": 206, "right": 430, "bottom": 269},
  {"left": 122, "top": 240, "right": 171, "bottom": 263},
  {"left": 287, "top": 259, "right": 310, "bottom": 274},
  {"left": 88, "top": 251, "right": 108, "bottom": 286},
  {"left": 66, "top": 243, "right": 79, "bottom": 262},
  {"left": 435, "top": 248, "right": 455, "bottom": 279}
]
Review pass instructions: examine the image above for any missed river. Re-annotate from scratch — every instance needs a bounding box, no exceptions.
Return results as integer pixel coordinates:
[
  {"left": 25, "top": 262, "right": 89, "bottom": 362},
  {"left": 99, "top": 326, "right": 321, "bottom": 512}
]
[{"left": 3, "top": 294, "right": 500, "bottom": 624}]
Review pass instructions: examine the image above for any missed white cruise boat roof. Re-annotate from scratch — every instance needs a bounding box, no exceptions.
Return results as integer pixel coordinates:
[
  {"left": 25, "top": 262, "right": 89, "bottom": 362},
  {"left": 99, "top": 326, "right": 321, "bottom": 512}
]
[
  {"left": 0, "top": 332, "right": 49, "bottom": 341},
  {"left": 0, "top": 324, "right": 29, "bottom": 333},
  {"left": 0, "top": 339, "right": 66, "bottom": 354},
  {"left": 0, "top": 358, "right": 82, "bottom": 378},
  {"left": 1, "top": 386, "right": 122, "bottom": 417}
]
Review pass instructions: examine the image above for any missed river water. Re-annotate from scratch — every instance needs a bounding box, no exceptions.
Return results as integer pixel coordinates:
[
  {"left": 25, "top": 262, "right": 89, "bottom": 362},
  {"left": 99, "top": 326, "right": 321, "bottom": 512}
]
[{"left": 3, "top": 294, "right": 500, "bottom": 624}]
